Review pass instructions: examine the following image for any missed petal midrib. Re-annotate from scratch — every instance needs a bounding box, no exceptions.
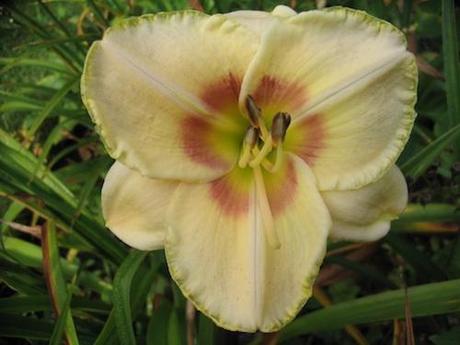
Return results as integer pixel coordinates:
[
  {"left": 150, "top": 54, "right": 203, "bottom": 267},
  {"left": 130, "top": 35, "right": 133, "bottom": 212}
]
[
  {"left": 292, "top": 50, "right": 409, "bottom": 123},
  {"left": 102, "top": 40, "right": 214, "bottom": 116}
]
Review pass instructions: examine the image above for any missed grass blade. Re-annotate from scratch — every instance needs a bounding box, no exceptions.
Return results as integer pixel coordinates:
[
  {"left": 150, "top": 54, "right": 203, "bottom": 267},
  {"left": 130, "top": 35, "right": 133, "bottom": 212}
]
[
  {"left": 86, "top": 0, "right": 109, "bottom": 27},
  {"left": 49, "top": 292, "right": 74, "bottom": 345},
  {"left": 280, "top": 279, "right": 460, "bottom": 342},
  {"left": 26, "top": 77, "right": 79, "bottom": 138},
  {"left": 400, "top": 123, "right": 460, "bottom": 178},
  {"left": 0, "top": 295, "right": 110, "bottom": 314},
  {"left": 42, "top": 221, "right": 80, "bottom": 345},
  {"left": 197, "top": 313, "right": 216, "bottom": 345},
  {"left": 95, "top": 252, "right": 163, "bottom": 345},
  {"left": 0, "top": 57, "right": 75, "bottom": 75},
  {"left": 112, "top": 250, "right": 148, "bottom": 345},
  {"left": 147, "top": 299, "right": 172, "bottom": 345},
  {"left": 0, "top": 129, "right": 127, "bottom": 263},
  {"left": 0, "top": 314, "right": 54, "bottom": 340},
  {"left": 442, "top": 0, "right": 460, "bottom": 129}
]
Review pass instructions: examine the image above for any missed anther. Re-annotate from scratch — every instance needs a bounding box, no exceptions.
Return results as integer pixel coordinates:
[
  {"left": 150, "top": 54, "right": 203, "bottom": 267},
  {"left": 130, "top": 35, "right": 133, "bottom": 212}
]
[
  {"left": 271, "top": 112, "right": 291, "bottom": 146},
  {"left": 246, "top": 95, "right": 262, "bottom": 127},
  {"left": 246, "top": 95, "right": 270, "bottom": 140},
  {"left": 244, "top": 126, "right": 259, "bottom": 147},
  {"left": 238, "top": 127, "right": 259, "bottom": 168}
]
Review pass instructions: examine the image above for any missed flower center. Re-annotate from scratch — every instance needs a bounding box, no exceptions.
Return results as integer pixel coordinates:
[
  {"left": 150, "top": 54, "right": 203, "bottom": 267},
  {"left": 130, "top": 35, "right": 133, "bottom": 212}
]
[{"left": 238, "top": 96, "right": 291, "bottom": 173}]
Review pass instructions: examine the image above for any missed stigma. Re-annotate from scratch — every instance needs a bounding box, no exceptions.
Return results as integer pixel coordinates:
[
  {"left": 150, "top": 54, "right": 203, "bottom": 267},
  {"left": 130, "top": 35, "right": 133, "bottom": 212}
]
[{"left": 238, "top": 96, "right": 291, "bottom": 173}]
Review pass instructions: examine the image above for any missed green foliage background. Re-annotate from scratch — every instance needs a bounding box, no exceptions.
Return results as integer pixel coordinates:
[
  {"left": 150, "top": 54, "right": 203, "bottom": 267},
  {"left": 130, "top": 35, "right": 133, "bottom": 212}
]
[{"left": 0, "top": 0, "right": 459, "bottom": 344}]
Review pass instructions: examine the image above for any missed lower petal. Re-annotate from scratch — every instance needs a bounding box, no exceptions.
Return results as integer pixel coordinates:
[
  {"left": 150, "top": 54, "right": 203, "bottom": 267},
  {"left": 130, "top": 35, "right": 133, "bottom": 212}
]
[
  {"left": 321, "top": 166, "right": 408, "bottom": 241},
  {"left": 165, "top": 155, "right": 330, "bottom": 332},
  {"left": 102, "top": 161, "right": 177, "bottom": 250}
]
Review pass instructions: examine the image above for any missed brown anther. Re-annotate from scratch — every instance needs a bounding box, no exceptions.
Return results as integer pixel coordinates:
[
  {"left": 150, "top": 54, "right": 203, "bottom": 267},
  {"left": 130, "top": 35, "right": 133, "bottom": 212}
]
[
  {"left": 246, "top": 95, "right": 262, "bottom": 127},
  {"left": 244, "top": 126, "right": 259, "bottom": 148},
  {"left": 271, "top": 112, "right": 291, "bottom": 146}
]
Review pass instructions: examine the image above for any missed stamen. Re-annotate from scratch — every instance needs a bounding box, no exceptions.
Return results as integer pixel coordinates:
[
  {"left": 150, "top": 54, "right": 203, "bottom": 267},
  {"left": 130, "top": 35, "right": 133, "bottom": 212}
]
[
  {"left": 245, "top": 95, "right": 261, "bottom": 127},
  {"left": 271, "top": 112, "right": 291, "bottom": 147},
  {"left": 246, "top": 95, "right": 270, "bottom": 139},
  {"left": 243, "top": 97, "right": 290, "bottom": 172},
  {"left": 238, "top": 127, "right": 259, "bottom": 168},
  {"left": 254, "top": 167, "right": 280, "bottom": 249},
  {"left": 249, "top": 135, "right": 272, "bottom": 168},
  {"left": 252, "top": 146, "right": 274, "bottom": 171},
  {"left": 264, "top": 145, "right": 284, "bottom": 173}
]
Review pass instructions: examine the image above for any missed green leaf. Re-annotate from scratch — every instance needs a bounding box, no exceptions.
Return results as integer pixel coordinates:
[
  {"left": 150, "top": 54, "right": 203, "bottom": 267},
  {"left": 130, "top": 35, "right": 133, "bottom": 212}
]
[
  {"left": 0, "top": 256, "right": 46, "bottom": 294},
  {"left": 0, "top": 129, "right": 127, "bottom": 263},
  {"left": 280, "top": 279, "right": 460, "bottom": 342},
  {"left": 0, "top": 57, "right": 74, "bottom": 75},
  {"left": 400, "top": 123, "right": 460, "bottom": 178},
  {"left": 49, "top": 292, "right": 74, "bottom": 345},
  {"left": 0, "top": 313, "right": 54, "bottom": 340},
  {"left": 95, "top": 252, "right": 163, "bottom": 345},
  {"left": 147, "top": 300, "right": 172, "bottom": 345},
  {"left": 395, "top": 203, "right": 460, "bottom": 223},
  {"left": 3, "top": 236, "right": 112, "bottom": 296},
  {"left": 112, "top": 250, "right": 148, "bottom": 345},
  {"left": 4, "top": 4, "right": 82, "bottom": 73},
  {"left": 86, "top": 0, "right": 110, "bottom": 27},
  {"left": 0, "top": 295, "right": 110, "bottom": 314},
  {"left": 197, "top": 313, "right": 216, "bottom": 345},
  {"left": 26, "top": 77, "right": 79, "bottom": 138},
  {"left": 442, "top": 0, "right": 460, "bottom": 129},
  {"left": 168, "top": 308, "right": 183, "bottom": 345},
  {"left": 42, "top": 221, "right": 80, "bottom": 345}
]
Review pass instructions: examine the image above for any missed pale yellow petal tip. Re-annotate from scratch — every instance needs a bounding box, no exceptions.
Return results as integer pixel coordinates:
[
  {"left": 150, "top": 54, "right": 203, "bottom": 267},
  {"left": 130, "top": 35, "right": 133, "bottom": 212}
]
[
  {"left": 166, "top": 241, "right": 326, "bottom": 332},
  {"left": 272, "top": 5, "right": 297, "bottom": 17},
  {"left": 260, "top": 248, "right": 327, "bottom": 332}
]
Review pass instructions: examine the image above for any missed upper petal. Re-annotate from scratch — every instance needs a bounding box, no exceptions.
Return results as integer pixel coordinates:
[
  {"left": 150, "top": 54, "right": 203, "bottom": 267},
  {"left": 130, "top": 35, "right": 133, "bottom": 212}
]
[
  {"left": 102, "top": 161, "right": 177, "bottom": 250},
  {"left": 82, "top": 12, "right": 258, "bottom": 182},
  {"left": 165, "top": 155, "right": 330, "bottom": 332},
  {"left": 240, "top": 7, "right": 417, "bottom": 190},
  {"left": 225, "top": 5, "right": 296, "bottom": 35},
  {"left": 322, "top": 166, "right": 408, "bottom": 241}
]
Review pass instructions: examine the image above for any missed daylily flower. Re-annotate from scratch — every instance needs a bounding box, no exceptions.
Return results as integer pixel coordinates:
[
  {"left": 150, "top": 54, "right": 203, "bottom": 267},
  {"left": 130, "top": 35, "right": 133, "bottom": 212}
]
[{"left": 81, "top": 5, "right": 417, "bottom": 332}]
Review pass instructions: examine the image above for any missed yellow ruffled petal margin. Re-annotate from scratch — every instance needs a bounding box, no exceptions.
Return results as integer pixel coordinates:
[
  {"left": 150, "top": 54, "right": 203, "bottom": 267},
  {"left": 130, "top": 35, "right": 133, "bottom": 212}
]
[{"left": 165, "top": 155, "right": 330, "bottom": 332}]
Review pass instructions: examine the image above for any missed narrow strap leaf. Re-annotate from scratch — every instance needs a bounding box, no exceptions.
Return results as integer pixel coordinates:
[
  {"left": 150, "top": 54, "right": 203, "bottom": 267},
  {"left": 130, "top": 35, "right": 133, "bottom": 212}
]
[
  {"left": 442, "top": 0, "right": 460, "bottom": 130},
  {"left": 112, "top": 250, "right": 148, "bottom": 345},
  {"left": 41, "top": 221, "right": 80, "bottom": 345},
  {"left": 280, "top": 279, "right": 460, "bottom": 342},
  {"left": 400, "top": 123, "right": 460, "bottom": 178}
]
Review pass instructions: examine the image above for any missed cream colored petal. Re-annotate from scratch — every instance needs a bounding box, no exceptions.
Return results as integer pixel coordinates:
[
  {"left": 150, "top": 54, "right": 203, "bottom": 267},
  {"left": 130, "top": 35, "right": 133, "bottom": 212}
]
[
  {"left": 225, "top": 5, "right": 296, "bottom": 35},
  {"left": 165, "top": 155, "right": 330, "bottom": 332},
  {"left": 322, "top": 166, "right": 408, "bottom": 241},
  {"left": 82, "top": 12, "right": 258, "bottom": 182},
  {"left": 241, "top": 7, "right": 417, "bottom": 191},
  {"left": 102, "top": 161, "right": 177, "bottom": 250}
]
